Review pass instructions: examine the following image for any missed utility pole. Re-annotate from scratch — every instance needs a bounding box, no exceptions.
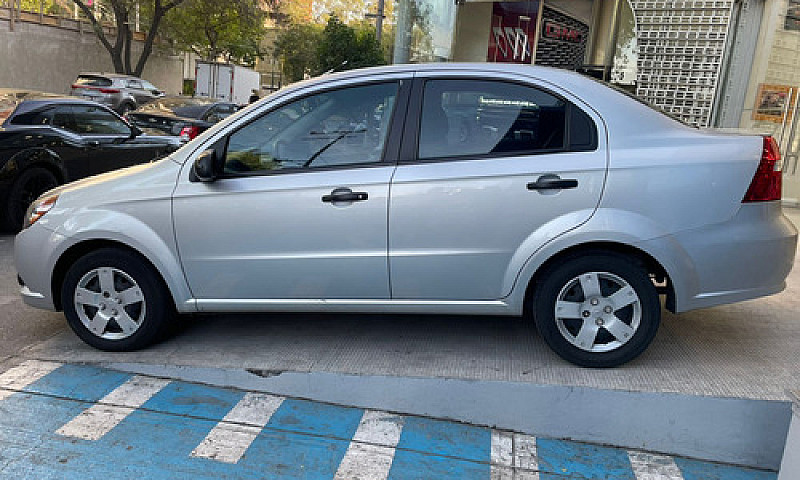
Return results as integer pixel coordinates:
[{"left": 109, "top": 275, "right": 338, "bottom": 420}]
[{"left": 365, "top": 0, "right": 385, "bottom": 44}]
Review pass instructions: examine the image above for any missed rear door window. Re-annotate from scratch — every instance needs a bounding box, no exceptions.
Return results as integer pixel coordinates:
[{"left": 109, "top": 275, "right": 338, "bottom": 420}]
[{"left": 417, "top": 79, "right": 596, "bottom": 160}]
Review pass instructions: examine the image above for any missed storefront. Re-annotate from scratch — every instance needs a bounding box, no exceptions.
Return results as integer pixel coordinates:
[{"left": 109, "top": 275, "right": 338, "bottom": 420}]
[{"left": 392, "top": 0, "right": 800, "bottom": 203}]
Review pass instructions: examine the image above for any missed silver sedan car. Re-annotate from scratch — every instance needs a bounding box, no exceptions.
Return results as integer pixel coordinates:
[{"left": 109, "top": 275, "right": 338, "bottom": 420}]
[{"left": 15, "top": 64, "right": 798, "bottom": 367}]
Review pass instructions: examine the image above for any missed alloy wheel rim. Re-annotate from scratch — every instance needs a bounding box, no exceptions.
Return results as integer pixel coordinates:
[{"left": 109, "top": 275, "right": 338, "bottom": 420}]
[
  {"left": 554, "top": 271, "right": 641, "bottom": 353},
  {"left": 74, "top": 267, "right": 146, "bottom": 340}
]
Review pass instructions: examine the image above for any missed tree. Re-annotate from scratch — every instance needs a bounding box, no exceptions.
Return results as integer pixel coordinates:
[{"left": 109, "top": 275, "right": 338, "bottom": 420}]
[
  {"left": 160, "top": 0, "right": 267, "bottom": 66},
  {"left": 315, "top": 16, "right": 385, "bottom": 74},
  {"left": 272, "top": 22, "right": 322, "bottom": 82},
  {"left": 70, "top": 0, "right": 186, "bottom": 76}
]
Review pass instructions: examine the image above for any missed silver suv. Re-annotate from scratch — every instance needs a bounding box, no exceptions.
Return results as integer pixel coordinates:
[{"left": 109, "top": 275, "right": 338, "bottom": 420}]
[{"left": 70, "top": 73, "right": 164, "bottom": 115}]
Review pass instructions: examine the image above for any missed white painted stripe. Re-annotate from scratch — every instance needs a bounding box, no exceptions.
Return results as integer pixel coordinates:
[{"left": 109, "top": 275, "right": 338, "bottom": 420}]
[
  {"left": 0, "top": 360, "right": 62, "bottom": 401},
  {"left": 352, "top": 410, "right": 404, "bottom": 447},
  {"left": 628, "top": 451, "right": 685, "bottom": 480},
  {"left": 191, "top": 392, "right": 284, "bottom": 464},
  {"left": 491, "top": 431, "right": 540, "bottom": 479},
  {"left": 56, "top": 375, "right": 170, "bottom": 441},
  {"left": 491, "top": 430, "right": 514, "bottom": 467},
  {"left": 514, "top": 433, "right": 539, "bottom": 471},
  {"left": 333, "top": 410, "right": 404, "bottom": 480}
]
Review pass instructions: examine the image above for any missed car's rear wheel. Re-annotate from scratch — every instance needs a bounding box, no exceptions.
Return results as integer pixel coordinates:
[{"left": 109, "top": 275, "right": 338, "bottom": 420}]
[
  {"left": 532, "top": 252, "right": 661, "bottom": 368},
  {"left": 2, "top": 167, "right": 59, "bottom": 231},
  {"left": 61, "top": 248, "right": 173, "bottom": 351}
]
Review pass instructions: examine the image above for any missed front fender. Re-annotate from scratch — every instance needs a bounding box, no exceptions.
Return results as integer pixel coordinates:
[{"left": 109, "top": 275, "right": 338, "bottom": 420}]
[
  {"left": 0, "top": 147, "right": 66, "bottom": 183},
  {"left": 52, "top": 209, "right": 195, "bottom": 313}
]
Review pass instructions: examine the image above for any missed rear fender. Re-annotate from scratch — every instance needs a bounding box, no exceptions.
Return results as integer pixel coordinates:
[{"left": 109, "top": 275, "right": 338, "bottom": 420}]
[{"left": 504, "top": 208, "right": 697, "bottom": 315}]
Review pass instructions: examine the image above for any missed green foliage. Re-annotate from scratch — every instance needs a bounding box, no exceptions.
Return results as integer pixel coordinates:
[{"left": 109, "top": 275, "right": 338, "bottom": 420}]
[
  {"left": 273, "top": 22, "right": 322, "bottom": 83},
  {"left": 274, "top": 15, "right": 386, "bottom": 84},
  {"left": 314, "top": 16, "right": 385, "bottom": 74},
  {"left": 161, "top": 0, "right": 267, "bottom": 66}
]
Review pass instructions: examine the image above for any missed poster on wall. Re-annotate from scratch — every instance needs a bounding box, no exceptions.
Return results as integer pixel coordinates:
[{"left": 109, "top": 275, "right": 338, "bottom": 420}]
[
  {"left": 487, "top": 1, "right": 540, "bottom": 64},
  {"left": 753, "top": 84, "right": 798, "bottom": 123}
]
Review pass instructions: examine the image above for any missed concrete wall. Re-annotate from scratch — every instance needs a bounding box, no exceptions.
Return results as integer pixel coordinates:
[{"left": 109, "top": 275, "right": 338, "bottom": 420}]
[{"left": 0, "top": 16, "right": 184, "bottom": 95}]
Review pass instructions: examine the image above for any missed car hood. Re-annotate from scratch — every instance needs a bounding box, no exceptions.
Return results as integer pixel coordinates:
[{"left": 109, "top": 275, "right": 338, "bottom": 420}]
[{"left": 44, "top": 156, "right": 180, "bottom": 203}]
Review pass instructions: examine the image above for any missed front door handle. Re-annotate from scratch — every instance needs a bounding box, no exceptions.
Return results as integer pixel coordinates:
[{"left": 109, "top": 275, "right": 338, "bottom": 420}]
[
  {"left": 527, "top": 175, "right": 578, "bottom": 191},
  {"left": 322, "top": 187, "right": 368, "bottom": 203}
]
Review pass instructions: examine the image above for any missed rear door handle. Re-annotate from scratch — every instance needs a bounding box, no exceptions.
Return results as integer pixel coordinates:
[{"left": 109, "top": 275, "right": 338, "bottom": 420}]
[
  {"left": 322, "top": 188, "right": 368, "bottom": 203},
  {"left": 527, "top": 175, "right": 578, "bottom": 191}
]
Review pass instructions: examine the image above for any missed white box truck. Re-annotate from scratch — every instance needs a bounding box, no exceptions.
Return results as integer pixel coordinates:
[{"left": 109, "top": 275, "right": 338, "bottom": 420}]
[{"left": 195, "top": 61, "right": 261, "bottom": 106}]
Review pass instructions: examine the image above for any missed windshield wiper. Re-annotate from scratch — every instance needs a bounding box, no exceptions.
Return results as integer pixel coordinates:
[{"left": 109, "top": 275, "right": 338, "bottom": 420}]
[{"left": 302, "top": 129, "right": 365, "bottom": 168}]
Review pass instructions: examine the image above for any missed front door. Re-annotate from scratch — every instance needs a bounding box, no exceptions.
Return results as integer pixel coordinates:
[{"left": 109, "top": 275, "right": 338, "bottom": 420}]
[
  {"left": 173, "top": 80, "right": 405, "bottom": 302},
  {"left": 68, "top": 105, "right": 162, "bottom": 175},
  {"left": 389, "top": 75, "right": 607, "bottom": 300}
]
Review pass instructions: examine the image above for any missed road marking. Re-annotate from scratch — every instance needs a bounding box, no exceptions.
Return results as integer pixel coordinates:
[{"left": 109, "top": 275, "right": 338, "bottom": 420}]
[
  {"left": 0, "top": 360, "right": 62, "bottom": 401},
  {"left": 56, "top": 375, "right": 170, "bottom": 440},
  {"left": 628, "top": 451, "right": 685, "bottom": 479},
  {"left": 334, "top": 410, "right": 404, "bottom": 480},
  {"left": 191, "top": 392, "right": 284, "bottom": 464},
  {"left": 491, "top": 430, "right": 540, "bottom": 479}
]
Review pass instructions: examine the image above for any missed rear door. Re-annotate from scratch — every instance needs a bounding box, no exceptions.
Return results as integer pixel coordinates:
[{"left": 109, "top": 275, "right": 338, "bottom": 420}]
[{"left": 389, "top": 74, "right": 607, "bottom": 300}]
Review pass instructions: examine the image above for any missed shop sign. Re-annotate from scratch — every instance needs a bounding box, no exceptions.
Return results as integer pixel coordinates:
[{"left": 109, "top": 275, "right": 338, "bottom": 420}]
[
  {"left": 753, "top": 83, "right": 798, "bottom": 123},
  {"left": 542, "top": 21, "right": 584, "bottom": 44},
  {"left": 487, "top": 2, "right": 540, "bottom": 64}
]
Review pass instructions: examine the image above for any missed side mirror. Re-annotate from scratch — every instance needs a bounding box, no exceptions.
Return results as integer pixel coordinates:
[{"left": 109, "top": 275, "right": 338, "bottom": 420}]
[
  {"left": 129, "top": 125, "right": 143, "bottom": 138},
  {"left": 190, "top": 148, "right": 219, "bottom": 183}
]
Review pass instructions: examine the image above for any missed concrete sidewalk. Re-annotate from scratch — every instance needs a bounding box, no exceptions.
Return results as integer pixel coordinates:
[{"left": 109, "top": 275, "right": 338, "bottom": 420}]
[{"left": 0, "top": 360, "right": 777, "bottom": 479}]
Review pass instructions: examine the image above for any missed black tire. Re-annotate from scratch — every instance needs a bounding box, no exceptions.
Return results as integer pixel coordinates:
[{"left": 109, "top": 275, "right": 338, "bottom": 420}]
[
  {"left": 532, "top": 252, "right": 661, "bottom": 368},
  {"left": 61, "top": 248, "right": 174, "bottom": 351},
  {"left": 2, "top": 167, "right": 59, "bottom": 232}
]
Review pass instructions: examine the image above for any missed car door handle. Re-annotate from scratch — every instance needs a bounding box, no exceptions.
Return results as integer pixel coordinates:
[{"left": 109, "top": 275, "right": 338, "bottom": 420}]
[
  {"left": 322, "top": 188, "right": 368, "bottom": 203},
  {"left": 527, "top": 175, "right": 578, "bottom": 191},
  {"left": 86, "top": 140, "right": 101, "bottom": 148}
]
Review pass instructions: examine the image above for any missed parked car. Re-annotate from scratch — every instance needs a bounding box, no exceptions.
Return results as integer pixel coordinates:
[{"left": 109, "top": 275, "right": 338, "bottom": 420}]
[
  {"left": 70, "top": 73, "right": 164, "bottom": 115},
  {"left": 126, "top": 96, "right": 238, "bottom": 141},
  {"left": 14, "top": 64, "right": 798, "bottom": 367},
  {"left": 0, "top": 94, "right": 182, "bottom": 231}
]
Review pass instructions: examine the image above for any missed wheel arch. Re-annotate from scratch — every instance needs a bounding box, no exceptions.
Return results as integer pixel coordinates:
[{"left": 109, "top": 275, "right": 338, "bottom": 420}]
[
  {"left": 51, "top": 239, "right": 178, "bottom": 312},
  {"left": 521, "top": 241, "right": 676, "bottom": 319},
  {"left": 4, "top": 148, "right": 67, "bottom": 184}
]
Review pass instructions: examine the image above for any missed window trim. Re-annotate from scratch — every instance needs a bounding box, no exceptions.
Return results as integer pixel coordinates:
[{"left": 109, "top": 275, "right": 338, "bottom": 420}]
[
  {"left": 400, "top": 77, "right": 598, "bottom": 165},
  {"left": 216, "top": 78, "right": 411, "bottom": 180}
]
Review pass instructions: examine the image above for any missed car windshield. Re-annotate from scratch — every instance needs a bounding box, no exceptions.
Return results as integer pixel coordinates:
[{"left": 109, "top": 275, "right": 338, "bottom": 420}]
[{"left": 137, "top": 97, "right": 215, "bottom": 118}]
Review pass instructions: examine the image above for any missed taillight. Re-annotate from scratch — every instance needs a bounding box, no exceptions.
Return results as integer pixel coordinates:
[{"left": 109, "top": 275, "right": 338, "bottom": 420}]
[
  {"left": 180, "top": 125, "right": 201, "bottom": 140},
  {"left": 743, "top": 136, "right": 783, "bottom": 203},
  {"left": 70, "top": 84, "right": 84, "bottom": 89},
  {"left": 98, "top": 88, "right": 119, "bottom": 94}
]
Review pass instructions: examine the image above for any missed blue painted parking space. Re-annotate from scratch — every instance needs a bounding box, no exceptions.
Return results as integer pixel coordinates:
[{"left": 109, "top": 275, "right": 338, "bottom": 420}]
[{"left": 0, "top": 361, "right": 778, "bottom": 479}]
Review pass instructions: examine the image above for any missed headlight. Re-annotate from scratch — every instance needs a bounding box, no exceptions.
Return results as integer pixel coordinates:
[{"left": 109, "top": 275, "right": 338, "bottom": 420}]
[{"left": 24, "top": 194, "right": 59, "bottom": 229}]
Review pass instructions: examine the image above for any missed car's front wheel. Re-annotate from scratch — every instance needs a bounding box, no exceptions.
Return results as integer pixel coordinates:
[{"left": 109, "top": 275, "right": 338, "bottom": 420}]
[
  {"left": 61, "top": 248, "right": 173, "bottom": 351},
  {"left": 532, "top": 252, "right": 661, "bottom": 368}
]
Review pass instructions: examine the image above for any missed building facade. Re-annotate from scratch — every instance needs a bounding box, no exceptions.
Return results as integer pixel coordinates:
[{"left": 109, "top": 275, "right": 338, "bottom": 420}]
[{"left": 392, "top": 0, "right": 800, "bottom": 203}]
